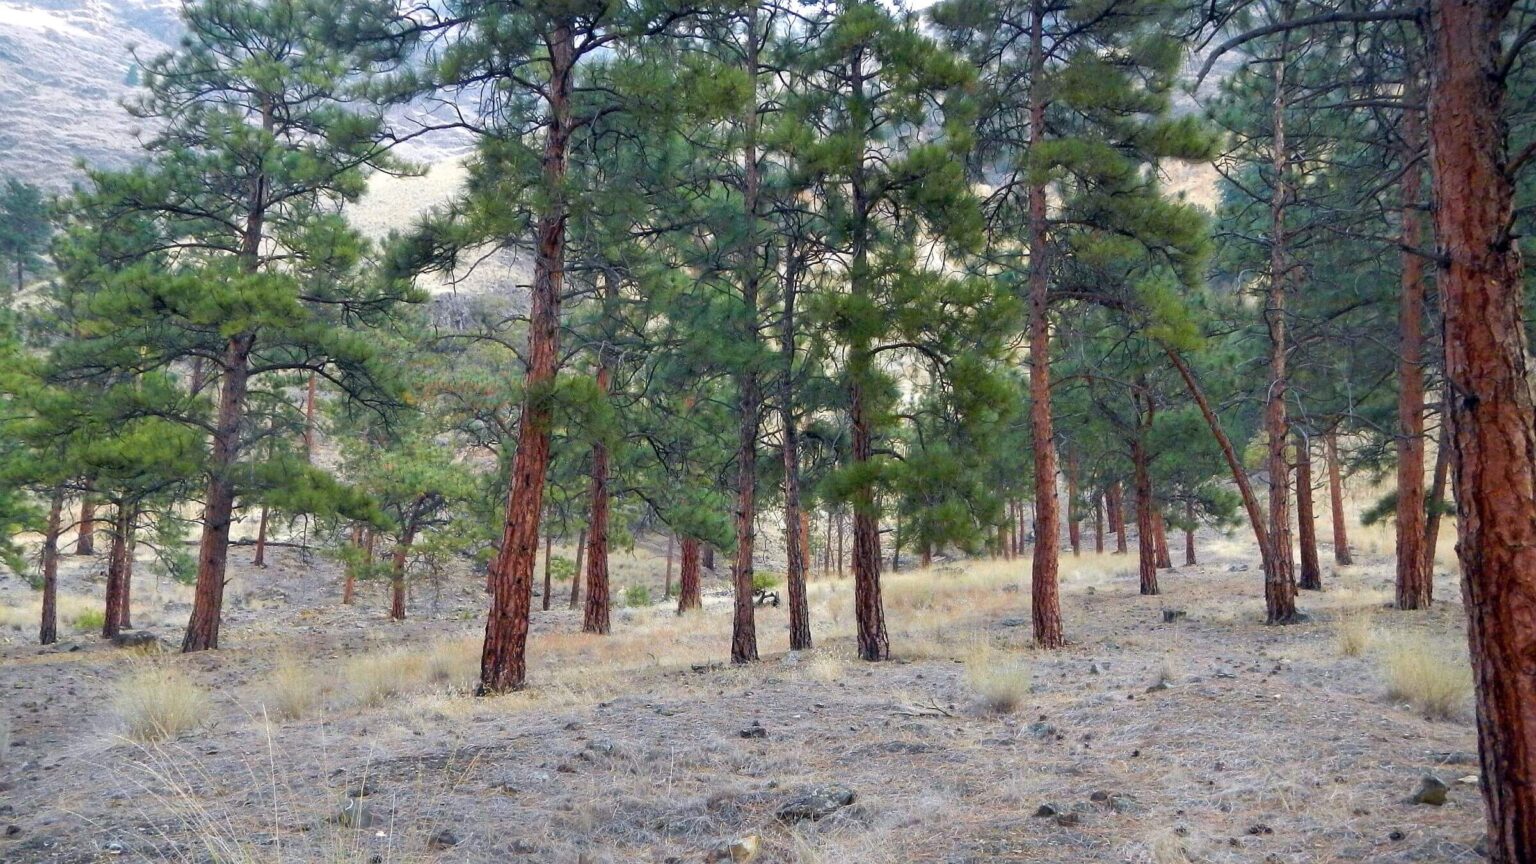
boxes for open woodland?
[1,0,1535,861]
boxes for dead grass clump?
[1382,637,1473,721]
[1335,610,1374,657]
[801,649,846,683]
[343,648,425,708]
[422,637,478,689]
[255,657,321,721]
[114,663,209,742]
[964,645,1031,713]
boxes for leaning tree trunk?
[1427,3,1536,857]
[39,487,63,645]
[184,333,254,652]
[676,537,701,614]
[480,24,572,694]
[1132,432,1159,596]
[1295,433,1322,590]
[1025,0,1063,649]
[1397,73,1432,609]
[1165,348,1281,595]
[1325,431,1352,565]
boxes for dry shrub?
[1335,610,1374,657]
[1382,637,1473,721]
[255,657,320,721]
[964,644,1031,713]
[114,663,209,742]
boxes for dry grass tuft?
[1381,636,1473,721]
[114,663,209,742]
[255,656,321,721]
[801,649,846,684]
[1335,610,1374,657]
[964,644,1031,713]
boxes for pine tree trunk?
[1427,3,1536,856]
[480,23,572,694]
[1095,495,1104,555]
[1396,78,1431,609]
[569,527,586,610]
[1132,433,1159,596]
[1262,20,1299,623]
[75,491,96,556]
[1066,452,1081,557]
[304,371,318,461]
[184,333,254,652]
[39,487,63,645]
[664,533,674,600]
[254,506,269,567]
[835,515,844,578]
[1184,501,1196,567]
[104,505,132,640]
[390,522,416,622]
[892,511,902,572]
[342,523,360,605]
[1153,510,1172,570]
[677,537,701,613]
[1424,421,1450,575]
[1111,482,1127,554]
[583,371,612,636]
[1026,0,1062,649]
[781,253,813,646]
[1325,431,1352,565]
[1296,433,1322,590]
[542,531,553,612]
[121,514,136,630]
[703,544,715,572]
[728,0,764,665]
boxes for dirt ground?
[0,524,1490,864]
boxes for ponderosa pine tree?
[0,178,49,294]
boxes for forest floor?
[0,524,1490,864]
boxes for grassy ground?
[0,517,1487,863]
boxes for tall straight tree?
[793,0,979,661]
[75,0,418,652]
[934,0,1217,645]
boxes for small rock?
[1429,751,1478,766]
[509,839,539,854]
[776,785,855,822]
[334,798,378,829]
[427,829,459,850]
[4,825,18,837]
[706,834,760,862]
[1411,775,1449,806]
[739,721,767,740]
[1162,609,1187,623]
[1247,823,1273,836]
[1033,803,1059,818]
[1055,812,1081,827]
[1227,564,1250,572]
[1027,721,1056,738]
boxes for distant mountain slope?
[0,0,181,188]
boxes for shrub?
[1382,638,1473,721]
[964,645,1031,713]
[114,664,209,741]
[623,585,651,608]
[73,608,106,633]
[751,572,780,592]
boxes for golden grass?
[963,643,1031,713]
[1335,610,1375,657]
[114,663,210,742]
[1381,636,1473,721]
